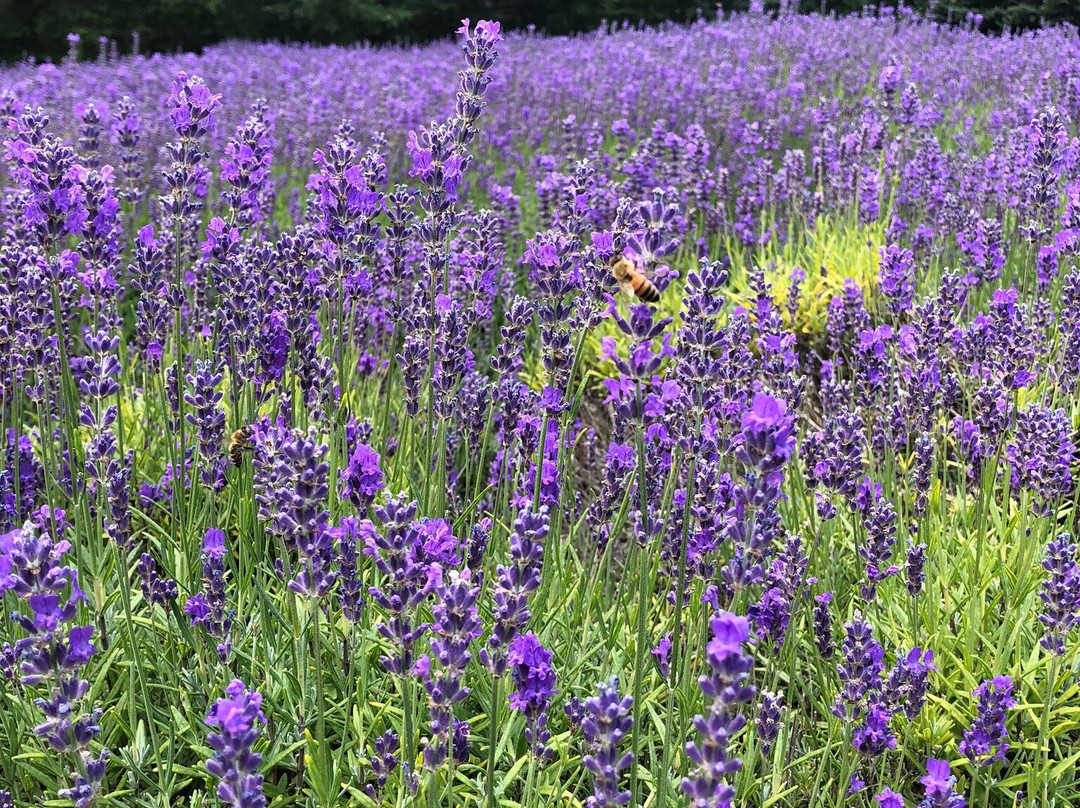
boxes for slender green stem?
[485,674,501,808]
[1039,654,1061,804]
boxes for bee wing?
[617,278,637,299]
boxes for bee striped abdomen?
[610,256,661,304]
[630,274,661,302]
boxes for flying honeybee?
[610,255,660,303]
[228,425,253,467]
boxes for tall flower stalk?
[1,513,108,807]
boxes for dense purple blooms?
[417,568,483,769]
[252,423,335,598]
[1007,403,1074,512]
[682,613,755,808]
[581,677,634,808]
[507,632,558,758]
[205,680,266,808]
[1,517,107,806]
[2,11,1080,806]
[959,676,1015,767]
[1039,533,1080,655]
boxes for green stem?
[485,674,501,808]
[1039,654,1061,804]
[658,445,698,808]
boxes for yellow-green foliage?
[726,216,886,345]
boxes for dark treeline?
[1,0,1076,63]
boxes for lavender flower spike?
[918,758,966,807]
[507,632,558,758]
[582,677,634,808]
[417,568,483,770]
[682,612,756,808]
[205,679,267,808]
[959,675,1015,767]
[756,690,783,754]
[1039,533,1080,656]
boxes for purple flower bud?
[205,680,266,808]
[1039,533,1080,655]
[651,634,672,678]
[682,613,755,807]
[581,677,634,808]
[507,632,558,758]
[813,593,835,659]
[959,676,1015,767]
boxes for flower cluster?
[205,679,266,808]
[1,513,108,806]
[581,677,634,808]
[682,613,756,808]
[959,676,1015,767]
[507,632,558,758]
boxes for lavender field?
[3,8,1080,808]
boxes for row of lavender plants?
[2,6,1080,808]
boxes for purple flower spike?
[919,758,966,807]
[734,393,796,475]
[1007,403,1073,514]
[682,612,755,808]
[481,508,546,676]
[756,690,783,755]
[205,680,266,808]
[2,520,107,805]
[582,677,634,808]
[813,593,835,659]
[832,614,885,719]
[507,632,558,759]
[418,568,483,770]
[1039,533,1080,656]
[959,676,1015,767]
[342,442,384,512]
[186,528,234,661]
[365,496,440,675]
